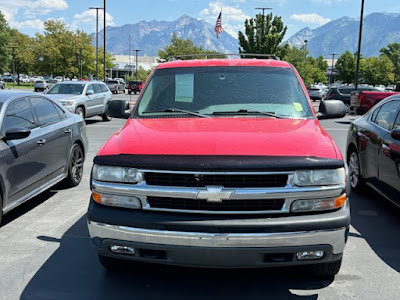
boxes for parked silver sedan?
[0,91,88,224]
[45,81,113,121]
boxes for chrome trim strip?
[138,169,294,175]
[88,221,347,254]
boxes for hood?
[98,118,340,159]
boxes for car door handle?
[64,129,72,135]
[357,132,370,141]
[382,144,390,151]
[37,139,46,146]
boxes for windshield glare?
[136,66,312,118]
[47,84,85,95]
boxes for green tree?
[238,13,288,58]
[360,56,394,86]
[0,11,10,73]
[380,43,400,83]
[335,51,357,84]
[125,66,152,82]
[9,29,35,83]
[158,33,222,61]
[283,46,327,86]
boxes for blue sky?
[1,0,399,39]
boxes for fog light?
[296,250,325,260]
[110,245,135,255]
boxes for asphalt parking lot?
[0,95,399,299]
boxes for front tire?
[311,259,342,278]
[101,103,112,122]
[75,107,85,119]
[348,148,365,192]
[63,144,84,188]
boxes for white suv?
[45,81,113,121]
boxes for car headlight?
[92,164,143,183]
[61,100,74,106]
[292,168,345,186]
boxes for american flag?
[215,11,224,38]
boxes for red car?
[127,81,144,94]
[87,58,349,278]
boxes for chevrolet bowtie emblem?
[196,186,233,203]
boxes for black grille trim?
[147,197,285,212]
[144,173,288,188]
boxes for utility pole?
[255,7,272,51]
[329,53,339,86]
[90,7,104,80]
[103,0,106,81]
[135,49,143,81]
[129,33,132,76]
[355,0,365,90]
[10,46,17,87]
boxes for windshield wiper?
[211,109,285,119]
[142,108,210,118]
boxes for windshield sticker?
[175,74,194,103]
[294,102,303,112]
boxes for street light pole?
[78,47,84,79]
[10,46,17,87]
[255,7,272,52]
[135,49,143,81]
[103,0,106,81]
[90,7,104,80]
[355,0,365,90]
[304,40,308,59]
[329,53,339,86]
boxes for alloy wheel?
[349,152,360,188]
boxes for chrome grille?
[147,197,285,212]
[144,173,288,188]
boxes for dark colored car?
[326,85,378,111]
[127,81,143,94]
[0,91,89,224]
[346,95,400,205]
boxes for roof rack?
[169,53,281,61]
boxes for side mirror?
[317,100,347,120]
[391,128,400,140]
[3,128,31,141]
[107,100,131,119]
[87,90,94,96]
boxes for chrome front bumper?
[88,221,347,254]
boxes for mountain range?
[96,13,400,58]
[287,13,400,57]
[96,15,238,57]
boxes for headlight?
[61,100,74,106]
[292,168,345,186]
[92,165,143,183]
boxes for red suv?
[88,58,349,278]
[127,81,144,94]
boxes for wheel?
[75,107,85,119]
[348,147,365,192]
[34,88,37,92]
[101,103,112,122]
[63,144,84,187]
[134,91,137,95]
[0,193,3,226]
[345,103,350,114]
[311,259,342,278]
[128,91,131,94]
[98,254,129,272]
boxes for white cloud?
[290,13,331,25]
[26,0,68,16]
[199,2,251,37]
[311,0,345,4]
[13,18,44,30]
[72,9,115,31]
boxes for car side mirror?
[317,100,347,120]
[87,90,94,96]
[3,128,31,141]
[107,100,131,119]
[391,128,400,140]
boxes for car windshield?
[107,80,118,84]
[136,66,313,119]
[47,83,85,95]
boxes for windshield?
[47,83,85,95]
[136,66,313,119]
